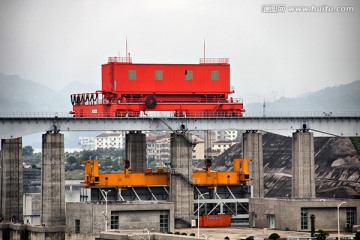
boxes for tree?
[315,229,329,240]
[67,156,78,165]
[269,233,280,240]
[22,145,34,156]
[354,232,360,240]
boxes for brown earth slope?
[199,132,360,199]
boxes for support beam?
[170,133,194,228]
[243,131,264,198]
[0,138,23,223]
[292,131,316,198]
[125,132,147,172]
[41,133,65,226]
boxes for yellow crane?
[82,158,250,188]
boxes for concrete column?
[0,138,23,223]
[243,131,264,198]
[292,131,316,198]
[125,132,147,172]
[41,133,65,226]
[169,133,194,228]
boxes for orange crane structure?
[80,158,252,227]
[82,158,250,188]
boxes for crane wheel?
[145,95,157,109]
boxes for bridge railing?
[0,111,360,118]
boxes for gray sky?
[1,0,359,103]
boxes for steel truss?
[194,185,251,226]
[82,184,251,225]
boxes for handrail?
[108,56,132,63]
[1,111,360,118]
[199,58,229,64]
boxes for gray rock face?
[205,132,360,199]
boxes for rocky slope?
[201,132,360,199]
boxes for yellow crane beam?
[82,158,250,188]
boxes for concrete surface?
[0,137,23,223]
[292,131,315,198]
[243,132,264,198]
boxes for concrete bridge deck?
[1,112,359,138]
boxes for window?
[211,70,219,80]
[160,213,169,233]
[75,219,80,233]
[114,80,117,90]
[185,70,193,80]
[346,208,356,226]
[111,214,119,229]
[301,209,308,230]
[128,70,136,80]
[155,70,163,80]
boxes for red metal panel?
[71,57,244,118]
[103,63,230,95]
[199,214,231,228]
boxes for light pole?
[197,192,209,237]
[101,189,111,232]
[337,201,346,240]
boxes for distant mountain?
[245,80,360,113]
[1,73,359,113]
[200,132,360,199]
[0,73,99,113]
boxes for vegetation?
[246,236,254,240]
[354,232,360,240]
[22,145,126,180]
[22,145,41,166]
[190,233,195,236]
[315,229,329,240]
[350,137,360,155]
[269,233,280,240]
[224,237,230,240]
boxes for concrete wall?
[0,223,65,240]
[41,133,66,226]
[97,232,204,240]
[66,202,174,234]
[292,131,316,198]
[249,198,360,231]
[66,232,98,240]
[170,133,194,228]
[243,132,264,198]
[125,132,147,172]
[0,138,23,223]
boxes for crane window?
[185,70,193,80]
[211,70,219,80]
[128,70,136,80]
[155,70,163,80]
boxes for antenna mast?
[203,38,206,60]
[126,37,128,58]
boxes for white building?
[211,140,237,154]
[95,131,125,149]
[146,133,204,162]
[215,130,239,141]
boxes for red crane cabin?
[70,57,244,117]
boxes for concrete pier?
[243,131,264,198]
[0,138,23,223]
[292,131,316,198]
[169,133,194,228]
[125,132,147,172]
[41,133,65,226]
